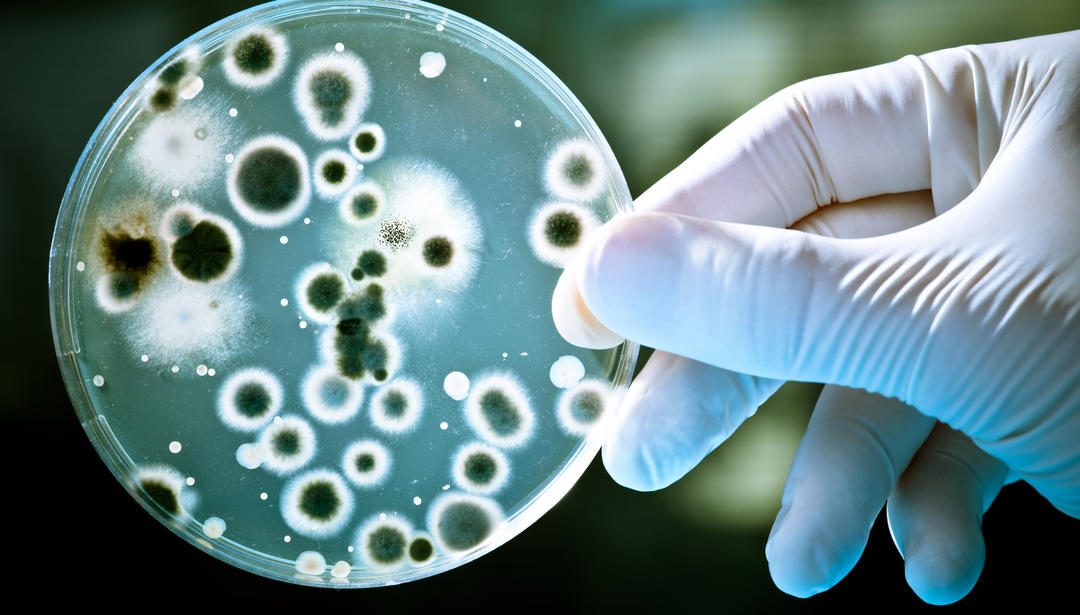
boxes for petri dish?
[49,0,635,587]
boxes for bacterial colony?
[66,10,625,584]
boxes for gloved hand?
[552,31,1080,605]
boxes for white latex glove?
[553,31,1080,605]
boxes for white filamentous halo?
[425,492,503,554]
[94,273,141,314]
[159,201,203,243]
[294,51,371,140]
[543,137,606,202]
[348,122,386,162]
[133,465,188,518]
[257,414,317,475]
[301,364,363,424]
[222,26,289,89]
[341,439,392,487]
[281,469,354,538]
[227,134,311,228]
[312,149,358,199]
[556,378,611,436]
[295,262,350,325]
[369,377,424,434]
[217,367,284,432]
[355,513,413,569]
[338,180,386,226]
[451,441,510,495]
[169,210,245,284]
[527,201,601,268]
[462,371,536,449]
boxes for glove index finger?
[635,57,932,226]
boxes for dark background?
[3,0,1078,609]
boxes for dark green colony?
[422,236,454,267]
[236,147,302,211]
[171,220,233,281]
[298,480,340,520]
[544,210,582,248]
[233,33,275,75]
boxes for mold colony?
[66,7,624,586]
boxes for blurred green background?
[2,0,1078,609]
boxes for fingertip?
[551,266,622,349]
[601,437,662,492]
[578,211,685,338]
[903,524,984,605]
[766,521,839,598]
[765,505,867,599]
[600,373,674,492]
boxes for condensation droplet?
[443,371,469,400]
[203,516,226,539]
[419,51,446,78]
[178,75,204,100]
[550,355,585,389]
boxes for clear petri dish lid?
[49,0,635,587]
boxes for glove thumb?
[576,210,936,399]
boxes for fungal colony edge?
[50,1,635,587]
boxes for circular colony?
[50,0,634,587]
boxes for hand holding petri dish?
[50,0,635,586]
